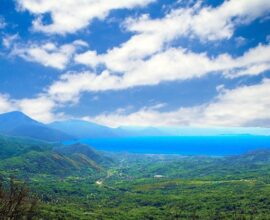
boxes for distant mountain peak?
[0,111,73,142]
[0,111,40,127]
[1,111,34,119]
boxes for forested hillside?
[1,135,270,219]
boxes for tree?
[0,176,38,220]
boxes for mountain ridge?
[0,135,113,176]
[0,111,73,142]
[49,119,117,138]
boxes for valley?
[1,112,270,219]
[1,134,270,219]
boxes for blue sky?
[0,0,270,128]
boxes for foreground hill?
[0,134,52,159]
[0,149,105,176]
[54,143,113,166]
[0,111,73,142]
[2,148,270,219]
[0,135,113,177]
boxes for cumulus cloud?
[47,70,122,103]
[9,40,268,123]
[11,40,88,69]
[88,79,270,128]
[201,79,270,127]
[1,77,269,126]
[76,0,270,69]
[1,70,270,126]
[16,96,57,122]
[16,0,155,34]
[16,0,270,37]
[0,93,58,122]
[190,0,270,41]
[75,0,270,85]
[0,94,14,113]
[56,43,270,103]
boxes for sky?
[0,0,270,128]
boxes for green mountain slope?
[54,143,114,166]
[0,135,52,159]
[0,136,113,177]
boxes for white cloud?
[0,94,14,114]
[201,79,270,127]
[191,0,270,41]
[74,8,194,72]
[1,72,270,126]
[119,0,270,50]
[16,0,155,34]
[231,63,270,78]
[11,40,88,69]
[1,76,269,126]
[88,79,270,128]
[17,0,270,36]
[45,47,270,126]
[217,43,270,78]
[235,36,247,47]
[16,96,57,122]
[2,34,19,49]
[47,70,122,103]
[56,43,270,103]
[74,0,270,87]
[0,93,58,122]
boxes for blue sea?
[65,135,270,156]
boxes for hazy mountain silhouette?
[0,111,73,142]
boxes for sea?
[64,135,270,156]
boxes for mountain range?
[0,111,73,142]
[49,119,116,138]
[1,111,270,143]
[0,111,169,142]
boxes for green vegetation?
[0,135,52,159]
[1,135,270,219]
